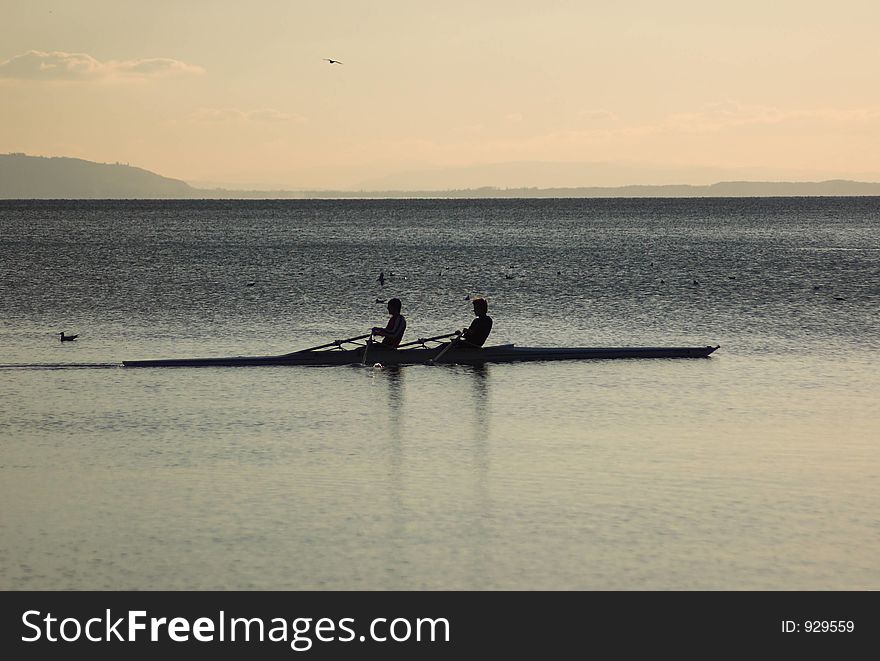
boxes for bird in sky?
[324,58,343,65]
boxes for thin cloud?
[0,50,205,81]
[350,101,880,166]
[190,108,306,123]
[662,102,880,134]
[664,102,786,133]
[110,57,205,78]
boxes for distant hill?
[203,181,880,198]
[4,153,880,198]
[0,153,195,198]
[353,159,880,191]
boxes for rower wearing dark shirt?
[461,297,492,347]
[371,297,406,348]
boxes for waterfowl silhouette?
[324,59,343,65]
[59,332,78,342]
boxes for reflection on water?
[375,364,493,588]
[379,365,406,569]
[465,364,491,588]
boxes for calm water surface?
[1,199,878,589]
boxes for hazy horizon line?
[5,152,880,197]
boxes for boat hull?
[123,344,719,367]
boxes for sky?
[3,0,880,189]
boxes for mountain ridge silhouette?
[4,153,880,198]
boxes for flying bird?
[324,58,343,65]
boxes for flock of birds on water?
[57,263,850,343]
[55,255,850,343]
[370,268,848,301]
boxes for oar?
[397,331,460,349]
[296,333,373,353]
[362,334,374,365]
[427,331,462,365]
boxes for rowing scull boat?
[122,332,719,367]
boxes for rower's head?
[472,297,488,316]
[387,297,402,315]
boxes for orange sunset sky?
[3,0,880,189]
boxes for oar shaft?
[429,339,457,365]
[397,331,460,349]
[299,333,372,353]
[299,330,457,354]
[362,338,372,365]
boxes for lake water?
[1,198,878,590]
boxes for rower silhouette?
[460,297,493,348]
[371,298,406,348]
